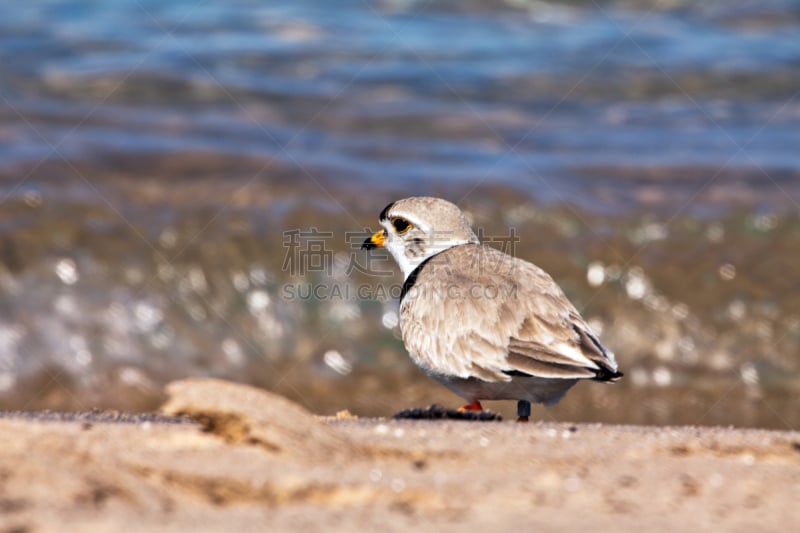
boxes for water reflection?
[0,191,798,428]
[0,1,798,428]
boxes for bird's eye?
[392,217,412,234]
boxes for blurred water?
[0,0,798,427]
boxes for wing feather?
[506,353,596,379]
[399,244,620,383]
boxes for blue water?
[1,1,799,426]
[2,0,799,210]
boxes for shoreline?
[0,378,797,532]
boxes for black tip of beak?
[362,237,376,250]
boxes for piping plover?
[362,197,622,421]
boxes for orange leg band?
[457,400,483,412]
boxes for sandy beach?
[0,378,797,532]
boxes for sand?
[0,378,797,532]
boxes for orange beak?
[362,229,385,249]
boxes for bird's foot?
[517,400,531,423]
[457,400,483,412]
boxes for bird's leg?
[517,400,531,422]
[457,400,483,412]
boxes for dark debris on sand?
[393,404,502,421]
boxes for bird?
[362,196,622,421]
